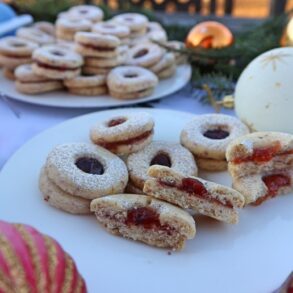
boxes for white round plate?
[0,64,191,108]
[0,108,292,293]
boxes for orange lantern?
[186,21,233,49]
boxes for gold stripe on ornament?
[61,254,75,293]
[0,235,30,293]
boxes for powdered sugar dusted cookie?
[32,45,83,79]
[15,64,63,94]
[107,66,158,100]
[66,5,104,23]
[90,112,154,155]
[144,166,245,224]
[17,27,55,45]
[127,141,198,193]
[226,131,293,205]
[112,13,148,33]
[91,194,196,250]
[181,114,249,171]
[45,143,128,200]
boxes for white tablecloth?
[0,86,233,169]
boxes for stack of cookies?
[16,27,55,46]
[74,32,126,75]
[0,36,38,81]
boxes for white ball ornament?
[235,47,293,134]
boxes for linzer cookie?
[15,64,63,94]
[0,220,87,292]
[149,52,176,79]
[0,36,38,70]
[17,27,55,45]
[40,142,128,213]
[65,5,104,23]
[90,112,154,155]
[33,21,55,36]
[64,74,107,96]
[127,141,198,194]
[144,166,245,224]
[226,132,293,205]
[90,194,196,250]
[107,66,158,99]
[32,45,83,79]
[92,22,130,45]
[56,17,91,41]
[181,114,249,171]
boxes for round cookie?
[181,114,250,170]
[126,43,164,68]
[90,112,154,155]
[157,63,176,79]
[67,5,104,23]
[45,143,128,199]
[82,66,112,75]
[39,166,91,214]
[16,27,55,45]
[33,21,55,36]
[56,18,91,41]
[92,22,130,39]
[109,87,154,100]
[15,64,63,94]
[107,66,158,96]
[0,36,38,69]
[166,41,187,65]
[127,141,198,192]
[32,45,83,79]
[149,52,176,79]
[112,13,148,33]
[146,22,167,42]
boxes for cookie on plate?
[107,66,158,100]
[144,165,245,224]
[90,112,154,155]
[226,132,293,205]
[16,27,55,45]
[91,194,196,250]
[39,142,128,214]
[15,64,63,94]
[127,141,197,194]
[181,114,250,171]
[32,45,83,79]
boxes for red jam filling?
[78,42,115,51]
[150,153,171,167]
[98,130,152,150]
[75,157,104,175]
[36,61,78,71]
[134,49,149,58]
[159,177,233,208]
[1,53,30,58]
[232,141,283,164]
[203,129,230,140]
[253,174,291,206]
[107,118,126,127]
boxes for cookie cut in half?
[226,131,293,205]
[143,166,245,224]
[90,194,196,250]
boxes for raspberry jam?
[253,174,291,206]
[78,42,115,51]
[107,118,126,127]
[150,153,171,167]
[36,61,78,71]
[233,142,282,164]
[126,207,160,229]
[134,49,149,58]
[203,129,230,140]
[98,130,152,150]
[160,177,233,208]
[75,157,104,175]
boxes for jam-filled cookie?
[127,141,198,193]
[15,64,63,94]
[75,32,121,58]
[144,166,245,224]
[17,27,55,45]
[56,18,91,41]
[32,45,83,79]
[126,43,164,68]
[66,5,104,23]
[90,194,196,250]
[181,114,250,171]
[149,52,176,80]
[33,21,55,36]
[107,66,158,100]
[40,143,128,213]
[0,36,38,69]
[92,22,130,45]
[226,132,293,205]
[64,74,107,96]
[165,41,187,65]
[90,112,154,155]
